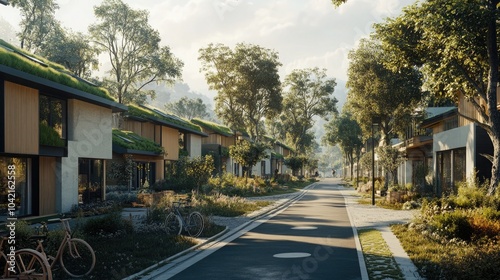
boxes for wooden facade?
[4,81,39,154]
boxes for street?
[147,180,362,280]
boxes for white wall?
[58,100,113,212]
[67,99,113,159]
[433,123,476,179]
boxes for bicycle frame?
[171,202,189,230]
[35,219,73,268]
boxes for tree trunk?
[486,0,500,195]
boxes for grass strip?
[358,228,404,280]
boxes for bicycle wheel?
[60,238,96,278]
[187,211,204,237]
[7,248,52,280]
[165,213,182,235]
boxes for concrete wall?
[59,99,113,212]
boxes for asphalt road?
[154,181,362,280]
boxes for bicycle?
[0,236,52,279]
[32,218,95,278]
[165,200,204,237]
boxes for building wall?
[433,123,476,180]
[39,156,57,215]
[4,81,39,154]
[162,126,179,160]
[67,99,113,159]
[61,100,113,213]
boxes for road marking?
[273,252,312,258]
[291,226,318,230]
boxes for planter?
[137,190,174,206]
[387,190,406,203]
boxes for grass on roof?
[0,39,114,101]
[191,118,233,136]
[112,129,164,154]
[127,104,202,132]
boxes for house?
[190,118,239,176]
[393,100,494,196]
[0,39,126,218]
[419,102,492,196]
[251,136,293,178]
[110,104,207,189]
[393,107,452,193]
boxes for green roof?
[126,104,206,136]
[112,129,163,154]
[0,39,115,101]
[191,118,234,137]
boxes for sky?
[0,0,416,109]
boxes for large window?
[39,95,66,147]
[0,157,31,217]
[134,162,155,190]
[78,159,104,204]
[437,148,466,196]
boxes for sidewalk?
[340,186,424,280]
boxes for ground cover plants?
[358,229,404,280]
[393,178,500,279]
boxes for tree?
[42,30,100,79]
[89,0,183,104]
[281,67,338,154]
[345,38,423,145]
[199,43,282,140]
[374,0,500,194]
[229,140,269,177]
[331,0,348,6]
[10,0,60,53]
[284,155,308,176]
[165,97,210,120]
[185,155,215,192]
[323,111,363,179]
[377,145,404,186]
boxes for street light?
[371,117,380,206]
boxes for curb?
[123,183,316,280]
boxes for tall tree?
[281,67,337,154]
[199,42,282,141]
[345,38,423,145]
[323,111,363,179]
[89,0,183,104]
[375,0,500,194]
[42,30,100,79]
[165,97,210,120]
[10,0,59,53]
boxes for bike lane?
[151,181,362,280]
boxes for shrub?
[81,212,134,237]
[430,211,473,242]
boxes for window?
[436,148,466,196]
[134,162,155,189]
[0,157,31,217]
[39,95,67,147]
[78,159,104,204]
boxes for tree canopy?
[345,37,423,145]
[89,0,183,104]
[281,67,337,154]
[323,111,363,178]
[374,0,500,194]
[199,42,282,141]
[10,0,59,53]
[165,97,210,120]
